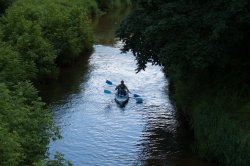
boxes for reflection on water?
[48,44,181,165]
[92,8,131,46]
[135,105,178,165]
[41,9,214,166]
[38,54,91,103]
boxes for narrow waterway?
[41,9,212,166]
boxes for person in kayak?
[115,80,130,96]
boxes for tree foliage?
[1,0,96,79]
[118,0,250,79]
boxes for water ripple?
[46,39,216,166]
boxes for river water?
[41,9,212,166]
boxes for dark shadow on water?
[135,106,179,166]
[37,51,92,104]
[135,99,216,166]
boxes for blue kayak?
[115,93,129,107]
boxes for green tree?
[39,1,93,65]
[1,4,58,79]
[118,0,250,82]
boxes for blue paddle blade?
[106,80,113,85]
[135,97,143,103]
[133,94,141,98]
[104,89,112,94]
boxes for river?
[40,9,212,166]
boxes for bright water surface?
[41,9,213,166]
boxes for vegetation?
[1,0,96,80]
[117,0,250,165]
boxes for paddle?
[133,94,141,98]
[106,80,116,86]
[104,89,112,94]
[105,80,141,97]
[134,97,143,104]
[104,89,143,103]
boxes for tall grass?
[170,70,250,166]
[192,96,250,166]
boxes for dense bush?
[1,11,57,80]
[117,0,250,165]
[37,0,93,65]
[0,82,59,165]
[1,0,96,80]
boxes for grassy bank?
[170,71,250,166]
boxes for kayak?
[115,93,129,107]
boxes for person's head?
[121,80,124,85]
